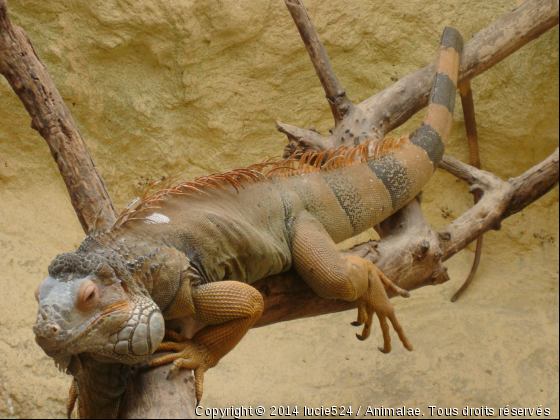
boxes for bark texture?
[0,0,118,232]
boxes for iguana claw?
[149,340,213,404]
[353,264,413,353]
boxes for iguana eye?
[78,280,99,311]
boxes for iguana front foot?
[146,281,264,405]
[353,264,413,354]
[148,340,215,404]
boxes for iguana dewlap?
[33,28,463,415]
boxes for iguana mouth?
[34,310,105,355]
[35,297,165,365]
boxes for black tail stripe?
[367,155,412,211]
[440,27,464,52]
[323,172,366,232]
[429,72,457,114]
[411,124,444,167]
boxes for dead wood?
[0,0,118,232]
[280,0,560,157]
[284,0,354,125]
[439,150,560,260]
[0,1,125,418]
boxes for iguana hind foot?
[291,212,413,354]
[349,258,413,353]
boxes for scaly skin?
[33,28,463,417]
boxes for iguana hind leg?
[148,281,263,404]
[291,212,412,353]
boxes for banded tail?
[410,27,463,169]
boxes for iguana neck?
[78,230,198,314]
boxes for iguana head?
[33,252,165,371]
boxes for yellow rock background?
[0,0,558,418]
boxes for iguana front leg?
[148,281,264,404]
[291,211,413,353]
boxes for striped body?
[128,137,436,292]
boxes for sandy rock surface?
[0,0,558,418]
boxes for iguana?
[33,27,463,417]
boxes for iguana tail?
[410,27,463,169]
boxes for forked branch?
[280,0,559,156]
[439,150,560,260]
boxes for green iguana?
[34,27,463,417]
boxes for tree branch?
[280,0,559,155]
[283,0,354,125]
[0,0,118,232]
[1,1,124,417]
[439,149,559,260]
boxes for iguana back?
[114,22,461,286]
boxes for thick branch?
[121,318,199,419]
[505,149,560,218]
[1,1,126,417]
[284,0,354,125]
[0,0,118,232]
[280,0,559,154]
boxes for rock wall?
[0,0,558,418]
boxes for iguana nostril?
[52,326,59,334]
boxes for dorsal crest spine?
[114,137,407,228]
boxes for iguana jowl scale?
[34,27,463,412]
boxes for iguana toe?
[165,357,207,403]
[353,264,412,353]
[149,340,213,404]
[355,302,373,341]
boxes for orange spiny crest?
[115,138,407,228]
